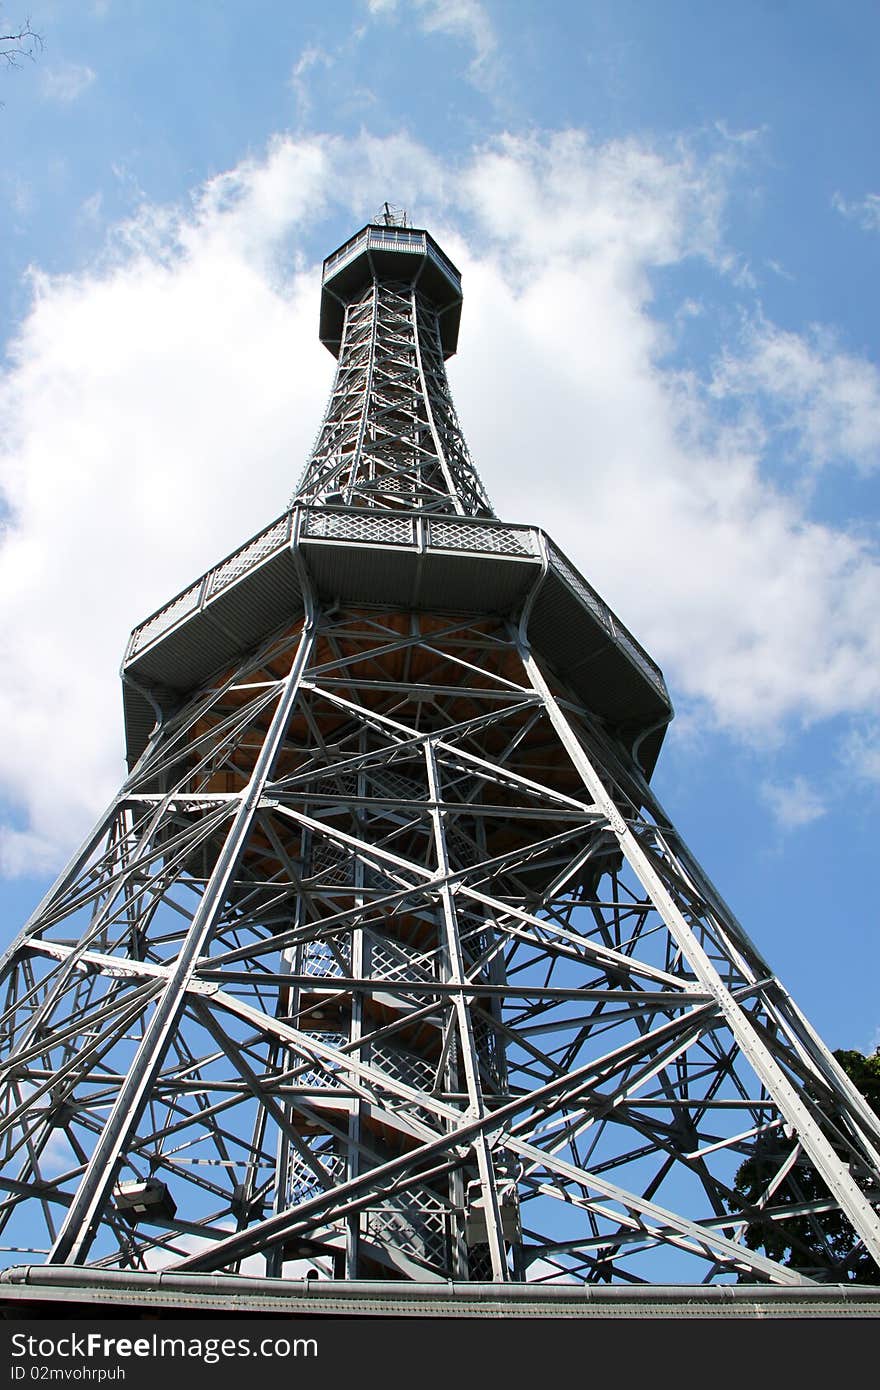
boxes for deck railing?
[125,507,667,700]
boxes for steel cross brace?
[46,604,319,1265]
[516,636,880,1267]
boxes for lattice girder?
[295,275,492,517]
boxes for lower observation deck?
[122,507,672,776]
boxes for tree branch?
[0,16,43,70]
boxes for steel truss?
[294,277,492,516]
[0,220,878,1288]
[1,600,878,1283]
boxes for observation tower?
[1,208,879,1295]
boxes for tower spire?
[292,219,493,516]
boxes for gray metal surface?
[2,1267,880,1318]
[0,219,877,1291]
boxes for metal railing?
[323,226,461,292]
[546,541,667,696]
[125,511,295,660]
[125,508,667,704]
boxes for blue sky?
[1,0,879,1057]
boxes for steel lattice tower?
[1,213,879,1289]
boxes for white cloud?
[1,129,879,874]
[416,0,497,72]
[0,138,336,875]
[287,40,377,130]
[833,191,880,234]
[289,45,334,125]
[77,190,104,226]
[462,131,704,263]
[448,136,880,736]
[841,722,880,785]
[40,62,96,103]
[2,173,31,219]
[760,776,827,830]
[365,0,498,86]
[711,320,880,474]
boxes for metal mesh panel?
[428,520,535,555]
[129,583,202,654]
[472,1014,504,1090]
[287,1147,345,1205]
[374,473,414,494]
[303,510,415,545]
[308,771,359,800]
[129,515,293,654]
[206,515,290,598]
[310,841,353,886]
[549,543,667,693]
[614,629,668,696]
[446,827,479,869]
[363,1193,448,1269]
[363,866,402,895]
[368,768,425,802]
[371,1043,436,1092]
[297,1033,347,1090]
[367,932,434,983]
[467,1244,493,1280]
[548,543,611,627]
[301,939,347,979]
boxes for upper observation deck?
[319,223,464,359]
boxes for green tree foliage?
[834,1049,880,1115]
[732,1049,880,1282]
